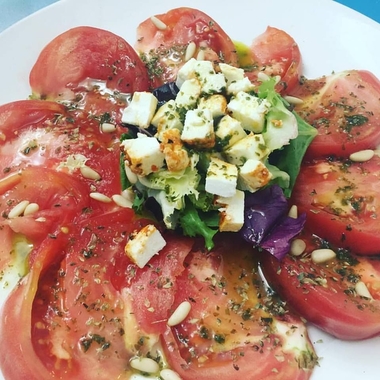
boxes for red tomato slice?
[244,26,302,94]
[291,155,380,255]
[260,230,380,340]
[290,70,380,158]
[29,26,150,100]
[135,7,239,88]
[162,236,317,380]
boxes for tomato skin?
[291,155,380,255]
[135,7,239,88]
[161,236,316,380]
[260,231,380,340]
[290,70,380,158]
[29,26,150,100]
[245,26,302,94]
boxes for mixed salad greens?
[120,60,317,256]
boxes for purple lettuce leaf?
[240,185,306,260]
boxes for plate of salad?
[1,0,380,379]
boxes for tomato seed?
[8,200,30,218]
[349,149,374,162]
[150,16,167,30]
[311,248,336,264]
[160,368,182,380]
[130,357,160,373]
[167,301,191,327]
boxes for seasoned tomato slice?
[29,26,150,100]
[162,235,317,380]
[135,7,239,88]
[260,230,380,340]
[291,154,380,255]
[242,26,302,94]
[290,70,380,158]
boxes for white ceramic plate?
[1,0,380,379]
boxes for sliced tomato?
[291,155,380,255]
[290,70,380,158]
[29,26,150,100]
[243,26,302,94]
[260,230,380,340]
[0,208,147,380]
[162,235,317,380]
[135,7,239,88]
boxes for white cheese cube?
[198,94,227,118]
[226,77,255,95]
[238,159,272,192]
[215,115,247,150]
[160,129,190,172]
[125,224,167,268]
[215,189,245,232]
[227,92,271,133]
[225,133,269,165]
[122,134,164,176]
[205,157,238,197]
[175,78,202,110]
[181,109,215,149]
[151,100,184,141]
[176,58,198,88]
[218,63,245,83]
[201,72,226,94]
[121,92,158,128]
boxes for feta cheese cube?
[215,189,245,232]
[151,100,183,141]
[121,92,158,128]
[125,224,167,268]
[225,133,269,165]
[227,91,271,133]
[122,134,164,176]
[215,115,247,150]
[198,94,227,118]
[181,109,215,149]
[176,58,198,88]
[175,78,201,109]
[218,63,245,83]
[201,72,226,94]
[160,129,190,172]
[205,157,238,197]
[238,159,272,192]
[226,77,255,95]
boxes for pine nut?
[185,42,196,61]
[112,194,132,208]
[23,202,40,216]
[8,200,30,218]
[196,49,205,61]
[355,281,373,299]
[288,205,298,219]
[100,122,117,133]
[290,239,306,256]
[283,95,304,105]
[160,368,182,380]
[167,301,191,327]
[311,248,336,264]
[130,357,160,373]
[257,72,270,82]
[349,149,374,162]
[80,166,101,180]
[150,16,167,30]
[35,217,46,222]
[90,192,112,203]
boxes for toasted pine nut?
[349,149,374,162]
[8,200,30,218]
[185,42,196,61]
[196,49,205,61]
[90,192,112,203]
[130,357,160,373]
[23,202,40,216]
[160,368,182,380]
[100,122,117,133]
[288,205,298,219]
[167,301,191,327]
[311,248,336,264]
[283,95,304,105]
[355,281,373,299]
[80,166,101,180]
[112,194,132,208]
[150,16,167,30]
[290,239,306,256]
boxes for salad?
[0,2,380,380]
